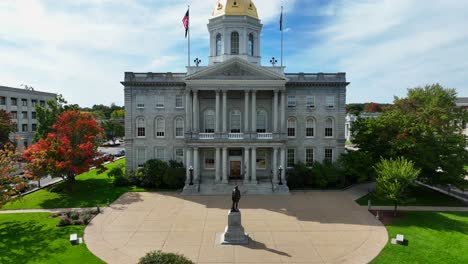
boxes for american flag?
[182,9,189,38]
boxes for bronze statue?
[231,186,241,212]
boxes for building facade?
[0,85,56,149]
[345,112,381,142]
[456,97,468,137]
[123,0,348,193]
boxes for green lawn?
[2,158,148,210]
[0,213,104,264]
[356,184,465,207]
[371,211,468,264]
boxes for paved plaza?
[84,192,388,264]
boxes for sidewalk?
[365,205,468,212]
[345,181,376,200]
[0,207,108,214]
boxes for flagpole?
[188,5,191,67]
[281,5,284,67]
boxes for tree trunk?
[66,175,76,192]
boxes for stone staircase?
[182,179,290,195]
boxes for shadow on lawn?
[39,178,130,209]
[387,211,468,233]
[0,220,68,264]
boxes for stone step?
[182,181,290,195]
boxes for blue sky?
[1,0,467,107]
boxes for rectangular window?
[11,111,17,119]
[32,100,37,107]
[137,148,146,168]
[32,124,37,131]
[155,148,166,161]
[22,99,27,106]
[204,150,215,169]
[11,98,17,106]
[0,96,5,105]
[32,112,37,119]
[306,127,314,137]
[287,149,295,168]
[136,96,145,109]
[175,95,183,108]
[137,127,145,137]
[40,100,45,107]
[287,95,296,107]
[325,148,333,163]
[325,127,333,137]
[256,149,267,169]
[22,124,28,132]
[174,148,184,164]
[305,148,314,167]
[306,96,315,108]
[325,96,335,108]
[155,95,165,108]
[22,111,28,119]
[156,118,165,138]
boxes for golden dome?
[212,0,259,19]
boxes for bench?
[396,234,404,244]
[70,234,78,244]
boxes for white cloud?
[289,0,468,103]
[0,0,293,106]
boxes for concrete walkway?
[85,192,388,264]
[344,182,376,200]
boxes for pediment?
[185,58,287,81]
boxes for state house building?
[122,0,348,194]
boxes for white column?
[193,90,199,132]
[185,91,192,132]
[222,90,227,133]
[244,90,249,133]
[280,148,286,183]
[215,90,220,134]
[273,90,279,133]
[251,91,256,134]
[215,147,221,182]
[273,148,278,183]
[185,148,192,184]
[244,147,250,183]
[222,147,228,183]
[251,147,257,183]
[194,148,200,183]
[280,91,286,133]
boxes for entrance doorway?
[230,160,242,179]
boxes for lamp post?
[194,58,201,67]
[278,165,283,185]
[189,166,194,185]
[270,57,278,67]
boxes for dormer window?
[231,32,239,55]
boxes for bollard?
[368,199,372,211]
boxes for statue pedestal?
[220,210,249,245]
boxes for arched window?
[155,117,165,138]
[256,109,267,133]
[204,109,215,133]
[231,32,239,55]
[230,109,241,133]
[175,117,184,138]
[216,33,222,56]
[136,117,146,138]
[306,118,315,137]
[248,33,254,56]
[325,118,334,137]
[287,117,296,137]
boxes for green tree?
[374,157,420,216]
[102,120,124,144]
[111,109,125,119]
[0,110,15,146]
[352,84,468,184]
[33,95,78,142]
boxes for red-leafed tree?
[24,110,107,190]
[364,102,382,113]
[0,143,29,207]
[0,109,16,146]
